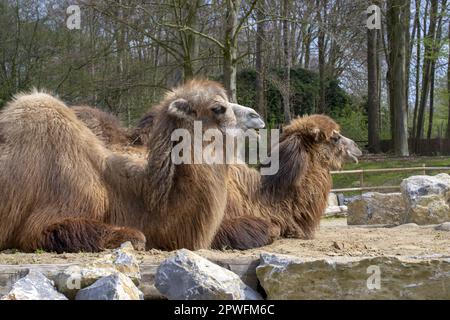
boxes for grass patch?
[333,156,450,195]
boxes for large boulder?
[155,249,261,300]
[401,174,450,224]
[347,192,406,225]
[53,242,141,299]
[75,273,143,300]
[327,193,339,206]
[256,253,450,300]
[1,270,67,300]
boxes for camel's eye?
[331,135,341,143]
[249,113,259,118]
[212,105,226,114]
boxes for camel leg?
[20,217,146,253]
[211,216,278,250]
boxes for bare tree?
[387,0,409,156]
[367,23,380,152]
[255,1,266,118]
[282,0,291,123]
[316,0,327,113]
[415,0,438,149]
[446,21,450,139]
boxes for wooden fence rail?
[330,165,450,194]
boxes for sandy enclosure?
[1,218,449,265]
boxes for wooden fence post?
[359,171,364,195]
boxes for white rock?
[75,273,143,300]
[1,270,67,300]
[401,174,450,224]
[155,249,261,300]
[256,252,450,299]
[435,222,450,231]
[53,265,119,299]
[327,193,339,207]
[347,192,406,225]
[53,243,141,299]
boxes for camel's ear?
[261,134,308,197]
[304,125,327,142]
[167,98,195,119]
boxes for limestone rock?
[435,222,450,231]
[324,205,347,217]
[347,192,406,225]
[54,242,141,299]
[256,252,450,300]
[53,265,119,299]
[92,241,141,280]
[401,174,450,224]
[75,273,143,300]
[155,249,261,300]
[327,193,339,207]
[1,270,67,300]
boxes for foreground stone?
[155,249,261,300]
[1,271,67,300]
[92,241,141,281]
[256,253,450,300]
[54,242,141,299]
[435,222,450,231]
[401,174,450,224]
[347,192,406,225]
[75,273,143,300]
[324,205,347,217]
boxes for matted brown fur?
[0,79,236,253]
[72,106,131,146]
[212,115,362,250]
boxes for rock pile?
[1,242,143,300]
[348,174,450,226]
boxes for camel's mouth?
[340,135,362,164]
[346,151,360,164]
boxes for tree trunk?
[411,0,421,139]
[447,20,450,139]
[317,0,327,113]
[387,0,409,156]
[282,0,291,123]
[427,59,436,140]
[367,27,380,153]
[428,0,446,140]
[415,0,438,150]
[255,2,266,118]
[303,25,312,69]
[223,0,240,102]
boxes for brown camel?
[212,115,362,250]
[0,79,237,253]
[71,106,131,146]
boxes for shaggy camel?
[212,115,362,250]
[71,102,264,149]
[0,79,237,253]
[71,106,131,146]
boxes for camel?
[0,79,237,253]
[131,102,265,146]
[212,114,362,250]
[71,102,264,152]
[71,106,131,146]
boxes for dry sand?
[1,218,449,265]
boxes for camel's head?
[230,103,265,130]
[283,115,362,170]
[163,79,237,132]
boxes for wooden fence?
[331,165,450,194]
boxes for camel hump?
[3,90,78,125]
[0,90,105,151]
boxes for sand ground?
[1,218,449,265]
